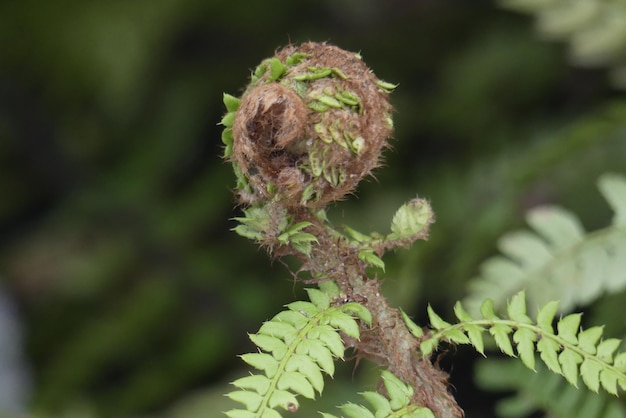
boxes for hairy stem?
[303,219,463,418]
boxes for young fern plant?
[222,41,459,418]
[220,42,626,418]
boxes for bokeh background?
[1,1,626,417]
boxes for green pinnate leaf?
[389,198,432,239]
[267,389,299,409]
[274,310,308,329]
[306,288,331,310]
[360,391,391,415]
[298,339,335,377]
[317,281,340,298]
[326,310,360,339]
[281,221,313,235]
[341,302,372,326]
[241,353,279,377]
[490,324,515,357]
[248,334,287,359]
[600,369,620,395]
[277,371,315,399]
[411,409,436,418]
[232,224,264,241]
[453,301,474,322]
[536,301,559,332]
[292,241,314,257]
[557,313,582,345]
[597,338,621,362]
[444,327,470,345]
[578,326,604,355]
[464,324,486,356]
[225,410,255,418]
[286,354,324,394]
[309,325,344,358]
[339,403,375,418]
[401,308,424,338]
[287,301,319,318]
[381,370,412,410]
[537,338,562,375]
[287,231,318,244]
[420,336,440,357]
[261,410,282,418]
[559,349,583,387]
[613,352,626,372]
[258,321,297,341]
[513,328,537,370]
[226,390,264,411]
[507,291,532,324]
[581,359,603,392]
[358,249,385,271]
[343,225,372,243]
[232,375,271,394]
[427,305,451,330]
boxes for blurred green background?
[1,1,625,417]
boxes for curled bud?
[227,42,394,208]
[389,198,433,241]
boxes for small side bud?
[389,198,433,241]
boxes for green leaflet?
[223,93,241,112]
[464,173,626,316]
[400,308,424,339]
[358,249,385,272]
[320,370,435,418]
[233,207,318,256]
[421,291,626,396]
[226,286,372,417]
[277,221,318,256]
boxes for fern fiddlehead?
[221,42,461,417]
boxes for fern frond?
[225,282,372,417]
[499,0,626,88]
[464,173,626,315]
[422,291,626,395]
[476,358,626,418]
[319,370,435,418]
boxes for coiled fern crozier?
[220,42,626,417]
